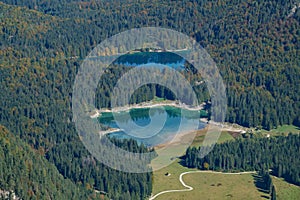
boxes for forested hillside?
[0,2,153,200]
[1,0,299,130]
[0,125,100,199]
[0,0,299,199]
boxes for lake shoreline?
[97,100,248,146]
[98,101,206,114]
[97,102,248,147]
[99,128,123,136]
[97,101,207,142]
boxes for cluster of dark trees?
[46,138,153,200]
[184,134,300,186]
[255,170,277,200]
[0,0,299,198]
[95,63,208,108]
[252,169,277,200]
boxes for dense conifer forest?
[1,0,299,130]
[0,125,99,199]
[0,0,299,199]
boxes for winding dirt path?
[149,170,256,200]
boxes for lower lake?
[99,106,206,147]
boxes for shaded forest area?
[0,125,100,199]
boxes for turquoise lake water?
[99,106,206,146]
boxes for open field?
[153,128,234,194]
[155,173,264,200]
[191,127,235,147]
[257,125,300,136]
[272,176,300,200]
[152,161,194,195]
[151,161,265,200]
[151,126,235,170]
[151,127,300,200]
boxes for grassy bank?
[272,176,300,200]
[257,125,300,136]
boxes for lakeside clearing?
[154,124,243,150]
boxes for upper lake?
[113,51,189,70]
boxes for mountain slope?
[0,2,153,199]
[0,125,99,199]
[1,0,299,129]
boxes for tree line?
[254,169,277,200]
[184,133,300,186]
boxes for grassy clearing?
[191,128,234,147]
[152,161,264,200]
[152,127,235,168]
[151,124,300,200]
[256,125,300,136]
[217,131,235,144]
[152,96,171,103]
[151,127,235,192]
[152,160,195,195]
[151,130,261,199]
[272,176,300,200]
